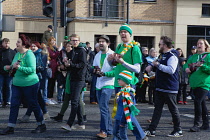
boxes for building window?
[134,36,155,50]
[20,33,43,43]
[187,25,210,57]
[134,0,157,2]
[90,0,125,19]
[202,4,210,17]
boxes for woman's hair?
[19,34,31,49]
[41,43,50,60]
[47,36,56,51]
[31,41,41,48]
[149,48,156,57]
[176,48,184,57]
[198,39,210,52]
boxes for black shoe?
[168,130,183,137]
[31,124,46,133]
[83,115,87,122]
[141,100,149,103]
[0,127,14,135]
[50,113,63,122]
[144,129,155,137]
[200,125,209,130]
[190,125,200,132]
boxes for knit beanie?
[119,23,133,36]
[118,70,133,84]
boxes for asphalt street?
[0,92,209,140]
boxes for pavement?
[0,92,210,140]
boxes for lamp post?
[0,0,5,40]
[126,0,129,24]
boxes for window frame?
[202,3,210,17]
[134,0,157,3]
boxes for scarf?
[113,85,140,130]
[119,40,140,56]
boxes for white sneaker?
[43,113,50,120]
[61,125,72,131]
[77,125,85,129]
[48,100,55,105]
[51,99,58,104]
[187,96,192,100]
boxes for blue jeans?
[207,90,210,99]
[96,88,114,134]
[39,75,48,102]
[25,89,48,116]
[0,74,12,103]
[8,82,44,127]
[113,116,146,140]
[57,85,64,102]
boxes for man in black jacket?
[0,38,16,106]
[61,34,87,131]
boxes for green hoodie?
[183,52,210,90]
[5,50,39,87]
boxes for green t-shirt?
[10,50,39,87]
[114,42,142,87]
[100,54,107,68]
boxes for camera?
[9,60,21,77]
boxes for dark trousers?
[193,88,209,126]
[67,81,85,127]
[177,84,187,102]
[89,75,97,103]
[135,81,148,102]
[48,78,56,98]
[148,79,156,104]
[149,91,181,131]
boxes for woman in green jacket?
[0,34,46,135]
[184,39,210,132]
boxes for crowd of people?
[0,23,209,140]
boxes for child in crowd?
[56,65,66,103]
[112,70,148,140]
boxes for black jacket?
[67,44,87,81]
[0,48,16,74]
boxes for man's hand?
[146,65,153,73]
[185,68,191,74]
[5,65,12,70]
[114,54,124,64]
[107,54,114,61]
[152,60,159,67]
[64,59,71,67]
[13,62,20,69]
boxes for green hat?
[118,70,133,84]
[119,23,133,36]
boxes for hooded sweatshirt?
[183,52,210,90]
[67,42,87,81]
